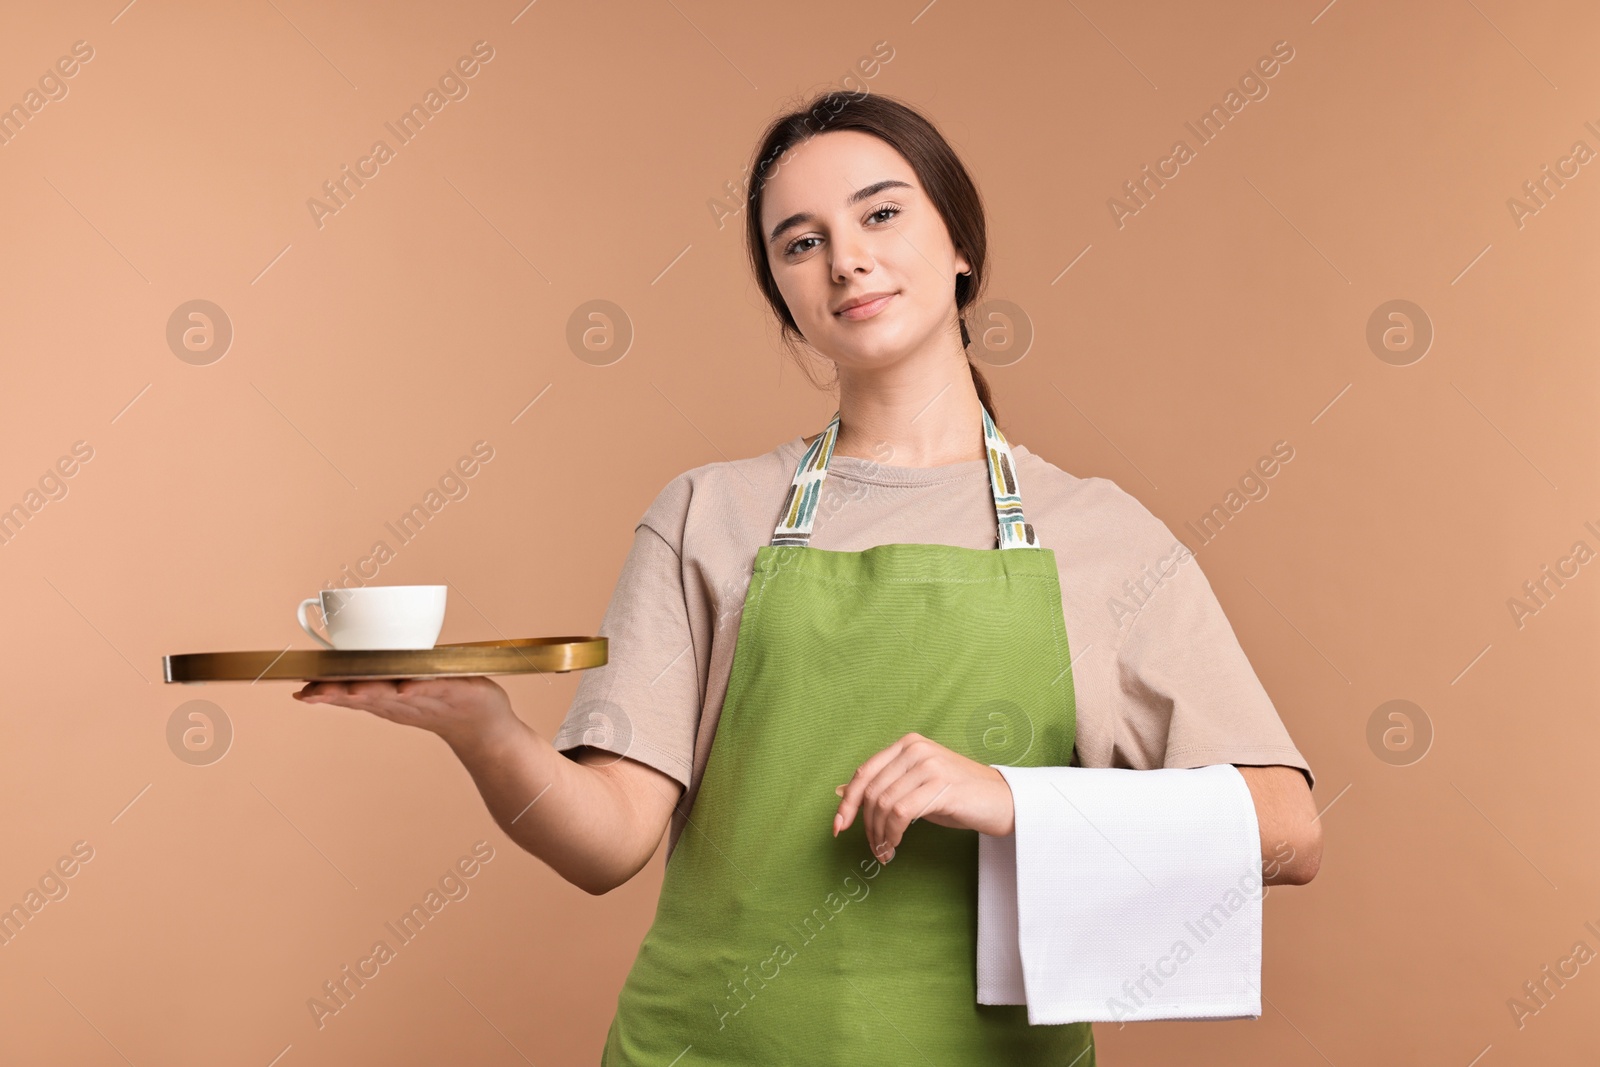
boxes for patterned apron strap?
[771,404,1038,549]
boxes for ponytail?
[967,360,998,426]
[961,317,999,426]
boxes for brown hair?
[743,90,999,425]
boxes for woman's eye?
[783,205,901,257]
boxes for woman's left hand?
[832,732,1015,863]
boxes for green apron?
[602,404,1094,1065]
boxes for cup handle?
[297,597,335,650]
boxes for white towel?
[976,764,1263,1024]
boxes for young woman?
[296,91,1321,1063]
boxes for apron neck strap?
[771,403,1038,549]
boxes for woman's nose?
[830,233,876,281]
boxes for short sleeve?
[1110,511,1315,792]
[549,521,700,789]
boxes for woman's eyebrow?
[767,178,914,243]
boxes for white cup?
[297,585,447,650]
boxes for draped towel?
[977,764,1265,1024]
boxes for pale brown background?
[2,0,1596,1063]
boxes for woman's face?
[759,129,970,371]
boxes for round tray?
[163,636,607,684]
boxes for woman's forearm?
[442,717,673,895]
[1235,764,1323,885]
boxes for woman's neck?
[823,368,988,467]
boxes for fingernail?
[834,785,845,798]
[885,848,895,863]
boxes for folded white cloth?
[977,764,1264,1024]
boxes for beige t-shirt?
[552,433,1314,860]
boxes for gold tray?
[163,636,607,684]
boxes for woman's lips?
[835,293,895,321]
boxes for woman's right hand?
[293,676,521,752]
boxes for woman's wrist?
[439,709,528,765]
[986,765,1016,837]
